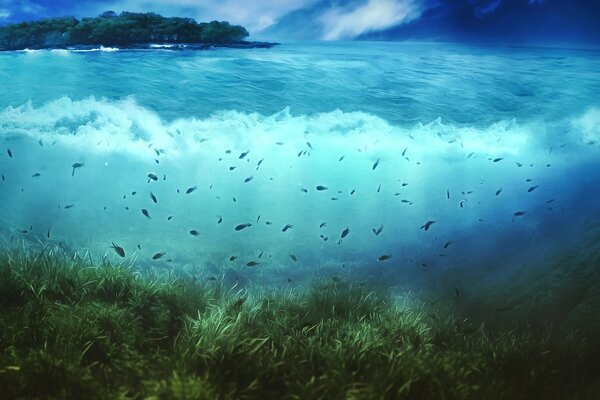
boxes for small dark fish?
[453,287,460,298]
[513,210,526,217]
[229,255,237,261]
[265,221,272,225]
[225,149,232,154]
[282,224,293,232]
[492,157,503,162]
[306,141,313,149]
[244,176,253,183]
[189,230,200,237]
[526,178,533,182]
[287,278,293,283]
[217,216,223,224]
[421,220,436,231]
[141,209,151,219]
[167,216,173,220]
[71,162,84,176]
[319,222,327,228]
[316,185,328,191]
[239,150,250,159]
[546,199,555,204]
[443,241,453,249]
[154,149,160,156]
[246,261,259,267]
[377,184,381,193]
[330,197,338,201]
[257,159,264,167]
[137,244,141,250]
[372,225,383,236]
[233,297,246,311]
[527,185,538,193]
[163,174,166,181]
[258,251,264,259]
[301,187,308,193]
[372,158,380,170]
[516,162,523,167]
[235,223,252,231]
[7,148,12,158]
[459,199,467,208]
[147,173,158,182]
[232,197,236,202]
[111,242,125,258]
[47,226,51,239]
[446,189,450,199]
[39,139,44,147]
[341,227,350,239]
[350,188,356,195]
[1,173,4,181]
[32,173,40,177]
[289,254,298,262]
[297,150,303,157]
[378,254,392,261]
[229,166,236,171]
[338,155,345,162]
[402,147,407,156]
[496,188,502,196]
[132,191,137,196]
[467,152,475,159]
[256,215,261,223]
[150,192,157,203]
[186,186,197,194]
[64,204,74,209]
[152,252,166,260]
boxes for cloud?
[320,0,424,40]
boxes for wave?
[0,97,598,281]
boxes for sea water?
[0,41,599,291]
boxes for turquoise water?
[0,42,599,287]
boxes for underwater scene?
[1,4,600,400]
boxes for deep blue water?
[0,42,599,287]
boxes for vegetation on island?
[0,11,250,50]
[0,243,598,399]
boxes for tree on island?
[0,11,250,50]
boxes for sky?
[0,0,599,46]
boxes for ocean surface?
[0,41,599,290]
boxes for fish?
[443,241,453,249]
[239,150,250,159]
[257,159,264,168]
[306,141,313,149]
[217,216,223,224]
[446,189,450,199]
[459,199,467,208]
[316,185,328,191]
[71,162,84,176]
[233,297,246,311]
[513,211,526,217]
[453,287,460,298]
[492,157,503,162]
[64,204,74,209]
[150,192,157,203]
[147,173,158,182]
[377,184,381,193]
[282,224,293,232]
[372,225,383,236]
[330,197,338,201]
[516,162,523,167]
[350,188,356,195]
[546,199,555,204]
[244,176,253,183]
[137,244,141,250]
[189,230,200,237]
[167,216,173,220]
[467,152,475,159]
[152,252,166,260]
[258,251,264,259]
[297,150,303,157]
[421,220,436,231]
[47,226,51,239]
[496,189,502,196]
[341,227,350,239]
[229,256,237,261]
[186,186,197,194]
[289,254,298,262]
[141,209,151,219]
[32,173,40,177]
[300,187,308,193]
[338,155,345,161]
[246,261,259,267]
[1,173,4,181]
[132,191,137,196]
[319,222,327,228]
[265,221,272,225]
[235,223,252,231]
[111,242,125,257]
[378,255,392,261]
[402,147,408,156]
[372,159,380,170]
[527,185,538,192]
[229,166,236,171]
[7,148,12,158]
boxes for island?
[0,11,277,51]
